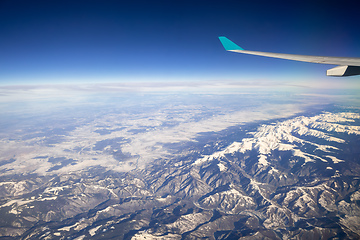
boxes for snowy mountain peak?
[194,112,360,169]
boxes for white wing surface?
[219,36,360,77]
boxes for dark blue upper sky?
[1,0,359,85]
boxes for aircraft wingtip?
[218,36,244,51]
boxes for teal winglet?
[218,36,243,51]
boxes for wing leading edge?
[218,36,360,77]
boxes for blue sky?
[1,0,360,86]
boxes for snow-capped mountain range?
[195,112,360,168]
[1,111,360,239]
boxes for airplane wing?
[218,36,360,77]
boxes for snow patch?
[132,230,181,239]
[89,225,101,236]
[326,155,345,163]
[258,155,269,166]
[217,162,227,171]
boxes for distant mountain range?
[1,111,360,239]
